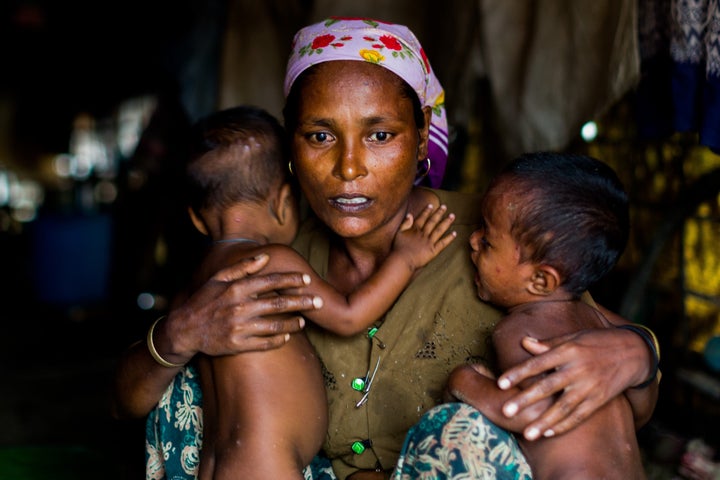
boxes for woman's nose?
[333,140,367,181]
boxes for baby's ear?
[274,183,295,225]
[188,207,209,236]
[528,265,561,296]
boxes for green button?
[367,327,378,339]
[351,377,366,391]
[351,441,365,455]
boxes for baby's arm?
[275,204,456,336]
[447,363,548,435]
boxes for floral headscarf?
[284,17,448,188]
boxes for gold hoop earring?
[288,160,294,176]
[416,157,431,179]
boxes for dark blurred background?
[1,1,719,478]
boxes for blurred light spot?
[9,178,43,223]
[11,206,36,223]
[137,292,156,310]
[581,121,598,142]
[94,180,117,204]
[53,154,73,178]
[0,170,10,206]
[117,95,158,158]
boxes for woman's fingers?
[513,370,597,440]
[225,273,314,308]
[497,335,574,389]
[211,253,271,281]
[227,315,303,351]
[498,330,635,440]
[528,391,599,439]
[215,258,312,299]
[177,255,319,357]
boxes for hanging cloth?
[637,0,720,153]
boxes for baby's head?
[470,152,629,306]
[186,105,291,215]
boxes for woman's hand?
[159,253,318,362]
[112,254,319,419]
[495,327,658,440]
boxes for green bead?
[351,441,365,455]
[367,327,378,338]
[351,377,366,391]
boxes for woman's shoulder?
[421,187,484,225]
[291,216,331,274]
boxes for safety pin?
[367,327,386,349]
[356,356,381,408]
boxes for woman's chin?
[326,218,374,239]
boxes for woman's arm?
[595,304,660,428]
[111,254,318,419]
[494,318,659,440]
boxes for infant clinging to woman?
[447,152,649,480]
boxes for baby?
[447,152,648,479]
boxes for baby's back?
[195,244,327,479]
[500,301,646,480]
[521,394,645,479]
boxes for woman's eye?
[369,131,391,142]
[306,132,332,144]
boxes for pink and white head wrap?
[283,17,449,188]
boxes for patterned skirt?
[144,367,531,480]
[392,402,533,480]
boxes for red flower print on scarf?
[312,34,335,50]
[419,48,430,73]
[379,35,402,51]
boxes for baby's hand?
[393,204,456,270]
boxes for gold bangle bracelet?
[632,323,661,361]
[146,315,185,368]
[617,323,660,388]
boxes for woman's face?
[290,61,429,241]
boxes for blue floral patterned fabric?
[392,403,533,480]
[144,365,336,480]
[145,368,530,479]
[145,364,203,480]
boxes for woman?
[113,18,659,480]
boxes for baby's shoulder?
[261,243,313,273]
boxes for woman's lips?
[330,195,372,212]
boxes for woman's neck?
[326,187,439,292]
[328,227,394,292]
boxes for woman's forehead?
[297,61,413,121]
[307,61,405,91]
